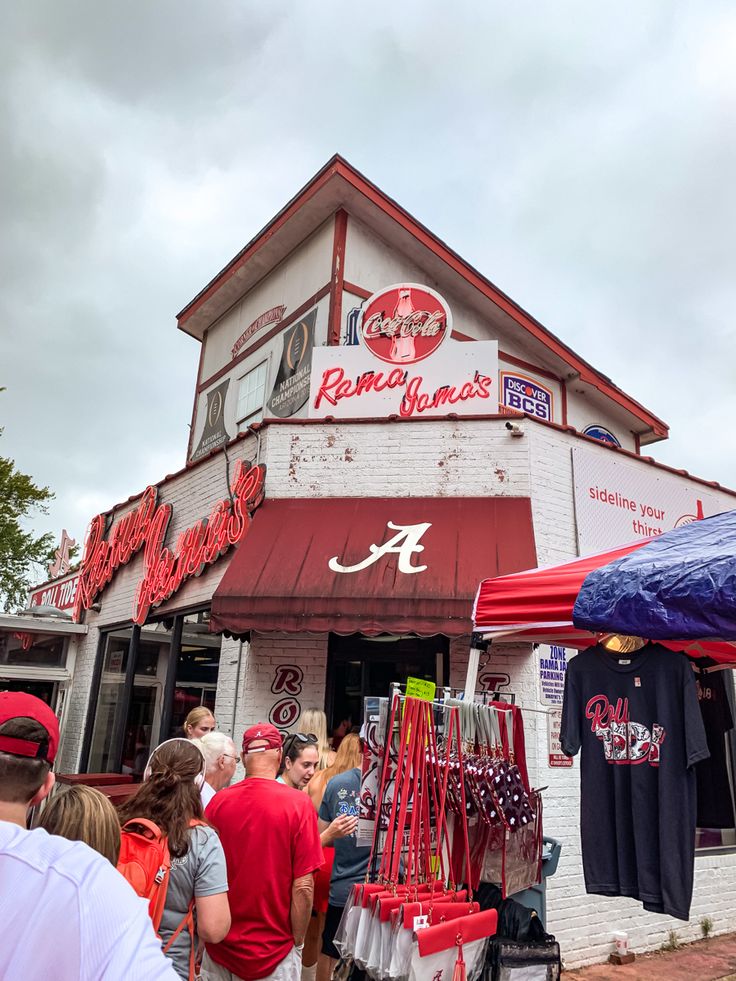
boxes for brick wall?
[259,419,531,499]
[58,435,260,772]
[526,426,736,967]
[243,633,329,728]
[57,416,736,966]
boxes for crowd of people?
[0,693,370,981]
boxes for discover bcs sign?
[309,283,498,419]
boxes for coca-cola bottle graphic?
[390,288,416,362]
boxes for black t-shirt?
[695,668,735,829]
[560,644,709,920]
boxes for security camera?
[504,421,524,437]
[504,421,514,430]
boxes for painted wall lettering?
[232,305,287,359]
[271,664,304,696]
[268,663,303,730]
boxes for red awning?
[211,497,537,637]
[473,542,736,665]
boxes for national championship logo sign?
[267,308,316,418]
[191,379,232,462]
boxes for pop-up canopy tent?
[473,510,736,667]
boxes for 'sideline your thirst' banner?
[571,446,731,555]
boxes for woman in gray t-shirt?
[118,738,230,980]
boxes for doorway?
[325,633,448,736]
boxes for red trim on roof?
[332,160,669,438]
[196,284,331,394]
[177,157,341,326]
[176,156,667,437]
[328,210,348,346]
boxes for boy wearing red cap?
[202,722,323,981]
[0,691,177,980]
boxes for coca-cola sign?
[74,461,266,625]
[358,284,450,365]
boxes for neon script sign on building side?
[74,460,266,625]
[308,283,498,420]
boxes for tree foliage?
[0,397,56,612]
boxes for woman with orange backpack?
[118,738,231,980]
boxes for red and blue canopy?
[473,510,736,666]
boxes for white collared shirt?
[201,779,217,811]
[0,820,178,980]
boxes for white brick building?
[42,157,736,967]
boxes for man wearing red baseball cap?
[0,691,178,980]
[202,722,323,981]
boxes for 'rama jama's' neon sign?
[74,460,266,625]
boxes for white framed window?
[236,360,268,427]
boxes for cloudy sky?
[2,2,735,569]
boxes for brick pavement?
[564,933,736,980]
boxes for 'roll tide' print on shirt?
[585,694,666,766]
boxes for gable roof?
[176,154,668,442]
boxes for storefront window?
[165,610,220,739]
[0,677,57,704]
[0,633,66,668]
[86,610,222,774]
[87,631,166,775]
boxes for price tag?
[413,915,429,931]
[405,677,436,702]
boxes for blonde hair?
[298,708,331,770]
[183,706,216,738]
[323,732,361,779]
[39,785,121,865]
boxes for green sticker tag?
[405,677,436,702]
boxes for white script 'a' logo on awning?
[328,521,432,575]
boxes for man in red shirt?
[202,723,323,981]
